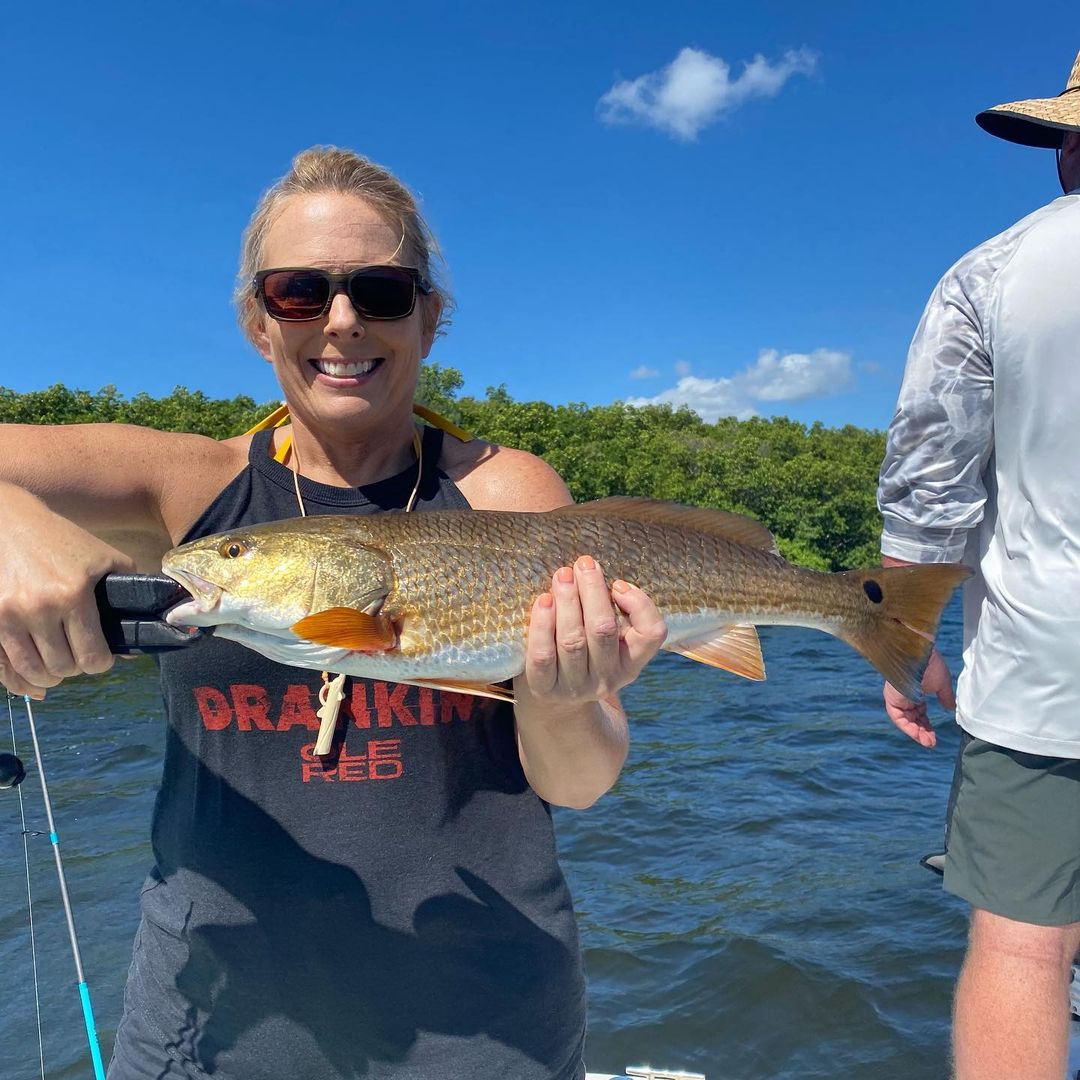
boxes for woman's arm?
[450,441,667,808]
[0,423,241,697]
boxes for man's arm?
[878,263,994,746]
[879,266,995,565]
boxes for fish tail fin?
[836,564,971,699]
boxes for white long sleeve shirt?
[879,190,1080,756]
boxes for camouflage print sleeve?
[877,260,995,563]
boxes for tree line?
[0,367,887,571]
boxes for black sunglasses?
[254,265,432,322]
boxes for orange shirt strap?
[243,402,473,467]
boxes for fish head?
[161,520,393,640]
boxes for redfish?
[162,497,968,700]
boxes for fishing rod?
[20,692,107,1080]
[3,696,45,1080]
[1,576,203,1078]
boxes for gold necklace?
[286,425,424,754]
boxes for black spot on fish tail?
[837,564,969,698]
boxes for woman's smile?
[309,355,383,384]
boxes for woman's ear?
[420,293,444,358]
[248,299,273,361]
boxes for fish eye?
[219,539,250,560]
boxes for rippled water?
[0,601,966,1079]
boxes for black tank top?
[122,426,586,1080]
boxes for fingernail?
[577,555,596,572]
[537,592,554,608]
[556,567,574,584]
[611,579,630,593]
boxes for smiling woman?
[0,145,668,1080]
[245,182,441,474]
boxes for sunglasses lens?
[349,268,416,319]
[260,271,330,320]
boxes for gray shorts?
[944,729,1080,926]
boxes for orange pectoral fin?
[291,608,397,652]
[663,623,766,680]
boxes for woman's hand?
[522,555,667,705]
[0,486,135,698]
[511,556,666,808]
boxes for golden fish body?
[162,498,969,699]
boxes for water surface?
[0,600,966,1078]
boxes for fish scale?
[377,515,802,640]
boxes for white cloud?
[629,364,660,379]
[674,360,693,377]
[624,348,852,422]
[598,46,817,141]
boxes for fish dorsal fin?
[407,678,516,703]
[291,608,397,652]
[663,623,766,680]
[552,497,778,553]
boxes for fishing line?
[6,691,46,1080]
[19,693,107,1080]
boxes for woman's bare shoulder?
[440,436,571,511]
[114,427,251,562]
[156,430,251,538]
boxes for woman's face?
[251,191,439,434]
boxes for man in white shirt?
[878,52,1080,1080]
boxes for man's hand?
[883,648,956,748]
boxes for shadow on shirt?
[126,735,585,1079]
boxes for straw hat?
[976,51,1080,148]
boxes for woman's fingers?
[524,592,558,696]
[610,579,667,672]
[64,598,116,676]
[524,558,666,703]
[551,563,591,698]
[29,619,83,681]
[0,555,131,691]
[570,557,622,694]
[0,644,48,700]
[0,494,136,695]
[0,627,63,688]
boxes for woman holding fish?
[0,147,966,1079]
[0,147,668,1080]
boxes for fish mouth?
[163,568,224,627]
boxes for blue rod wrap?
[78,980,106,1080]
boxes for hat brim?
[976,98,1080,148]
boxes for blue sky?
[1,1,1073,431]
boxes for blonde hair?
[235,146,452,341]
